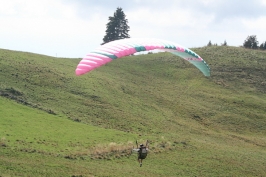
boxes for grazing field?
[0,46,266,176]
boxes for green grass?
[0,46,266,176]
[0,96,137,153]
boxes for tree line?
[243,35,266,50]
[102,8,266,51]
[207,36,266,50]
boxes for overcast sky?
[1,0,266,58]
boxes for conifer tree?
[207,40,212,46]
[102,7,130,45]
[260,41,266,50]
[259,43,264,50]
[222,40,227,46]
[243,35,259,49]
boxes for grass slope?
[0,46,266,176]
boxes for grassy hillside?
[0,46,266,176]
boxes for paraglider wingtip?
[75,72,82,76]
[75,69,85,76]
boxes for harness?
[136,140,149,159]
[139,147,148,159]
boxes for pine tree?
[207,40,212,46]
[259,43,264,50]
[222,40,227,46]
[243,35,259,49]
[102,7,130,45]
[260,41,266,50]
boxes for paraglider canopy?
[75,38,210,76]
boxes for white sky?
[1,0,266,58]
